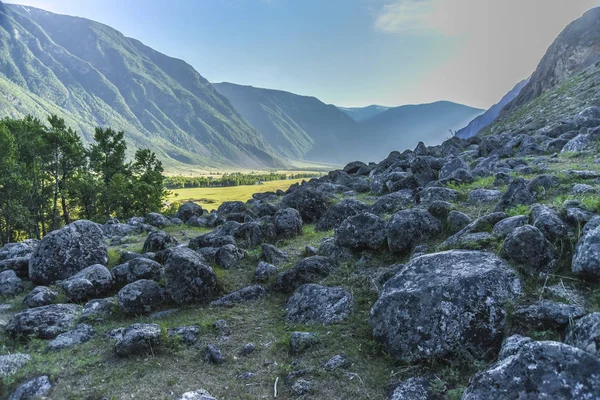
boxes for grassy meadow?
[169,178,308,211]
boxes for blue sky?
[8,0,599,108]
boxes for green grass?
[169,179,307,211]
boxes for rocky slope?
[0,4,281,170]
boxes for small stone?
[239,343,256,357]
[205,344,225,364]
[22,286,58,308]
[291,379,313,396]
[46,324,95,351]
[115,323,161,356]
[167,325,200,346]
[177,389,216,400]
[290,332,320,355]
[8,375,52,400]
[324,354,347,370]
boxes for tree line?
[164,172,319,189]
[0,115,167,244]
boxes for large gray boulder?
[274,208,303,238]
[565,312,600,357]
[60,264,114,302]
[369,190,413,216]
[386,209,442,254]
[0,270,24,296]
[28,220,107,285]
[275,256,337,293]
[388,377,431,400]
[0,353,31,379]
[315,199,368,232]
[22,286,58,308]
[214,244,246,270]
[46,323,95,351]
[117,280,164,315]
[502,225,558,275]
[6,304,82,339]
[462,341,600,399]
[512,300,586,331]
[285,284,353,324]
[142,231,178,253]
[210,285,267,307]
[335,213,387,251]
[115,323,162,356]
[281,188,330,223]
[493,178,535,212]
[0,239,38,261]
[572,225,600,279]
[113,258,163,285]
[164,247,217,304]
[175,201,204,222]
[370,250,522,362]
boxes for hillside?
[337,105,390,122]
[456,78,529,139]
[215,83,483,164]
[0,4,282,170]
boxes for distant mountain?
[0,4,282,169]
[502,7,600,117]
[338,105,390,122]
[215,82,484,164]
[213,83,357,163]
[456,79,529,139]
[359,102,483,160]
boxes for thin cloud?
[374,0,433,33]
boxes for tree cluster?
[164,172,319,189]
[0,115,167,244]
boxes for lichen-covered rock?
[177,389,216,400]
[0,257,30,278]
[275,256,337,293]
[46,323,95,351]
[164,247,217,304]
[419,187,459,204]
[145,212,171,228]
[494,178,535,212]
[369,190,413,216]
[205,344,225,364]
[8,375,52,400]
[115,323,161,356]
[29,220,107,285]
[281,188,330,223]
[113,258,163,285]
[6,304,82,339]
[117,280,164,315]
[324,354,347,370]
[462,341,600,399]
[0,353,31,378]
[315,199,368,232]
[386,209,442,254]
[214,244,246,269]
[167,325,200,346]
[565,312,600,357]
[335,213,386,251]
[502,225,558,274]
[498,334,534,360]
[447,210,472,234]
[572,225,600,279]
[492,215,528,238]
[439,157,469,180]
[530,204,572,244]
[274,208,303,238]
[81,297,117,322]
[468,189,502,204]
[370,250,522,362]
[388,377,431,400]
[189,231,236,250]
[175,202,204,222]
[512,300,586,330]
[142,231,178,253]
[260,244,288,266]
[290,332,320,354]
[60,264,114,302]
[22,286,58,308]
[0,239,39,261]
[210,285,267,307]
[285,284,353,324]
[255,261,278,282]
[0,270,24,296]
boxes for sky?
[6,0,599,109]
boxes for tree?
[131,149,168,216]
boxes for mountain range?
[0,3,485,169]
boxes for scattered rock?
[115,323,162,356]
[492,215,528,238]
[205,344,225,364]
[164,247,217,304]
[22,286,58,308]
[565,312,600,357]
[214,244,246,269]
[315,199,368,231]
[60,264,114,302]
[261,244,289,265]
[335,213,387,251]
[0,353,31,378]
[8,375,52,400]
[210,285,267,307]
[255,261,278,282]
[142,231,178,253]
[47,323,95,351]
[145,212,171,228]
[447,210,472,233]
[502,225,558,274]
[274,208,303,237]
[572,225,600,279]
[324,354,347,370]
[291,379,313,396]
[238,343,256,357]
[117,279,164,315]
[276,256,337,293]
[176,202,204,222]
[494,178,535,212]
[285,284,353,324]
[6,304,82,339]
[0,270,24,296]
[168,325,201,346]
[512,300,586,330]
[177,389,216,400]
[386,209,442,254]
[113,258,163,285]
[81,297,117,322]
[281,188,330,223]
[388,377,431,400]
[290,332,320,355]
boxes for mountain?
[359,101,483,160]
[215,83,484,164]
[456,78,529,139]
[502,7,600,117]
[213,82,357,163]
[338,105,390,122]
[0,3,282,170]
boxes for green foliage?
[164,172,318,189]
[507,204,531,217]
[0,115,168,245]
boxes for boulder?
[468,189,502,204]
[218,201,246,215]
[386,209,442,254]
[388,377,431,400]
[274,208,303,237]
[419,187,459,204]
[492,215,528,238]
[275,256,337,293]
[6,304,82,339]
[22,286,58,308]
[315,199,368,232]
[410,156,435,186]
[572,225,600,279]
[142,231,178,253]
[439,157,469,180]
[29,220,107,285]
[502,225,558,274]
[145,212,171,228]
[164,247,217,304]
[117,280,164,315]
[512,300,586,331]
[175,201,204,222]
[281,187,330,223]
[8,375,52,400]
[210,285,267,307]
[0,353,31,378]
[0,270,24,296]
[369,190,413,216]
[498,334,534,360]
[290,332,320,354]
[255,261,278,282]
[565,312,600,357]
[0,257,30,278]
[189,231,236,250]
[115,323,162,356]
[60,264,114,302]
[177,390,216,400]
[113,258,163,285]
[285,284,353,324]
[370,250,522,362]
[447,210,472,234]
[214,244,246,269]
[46,323,95,351]
[324,354,348,371]
[0,239,38,261]
[335,213,387,251]
[531,204,572,244]
[494,178,535,212]
[81,297,117,322]
[462,341,600,399]
[167,325,201,346]
[205,344,226,364]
